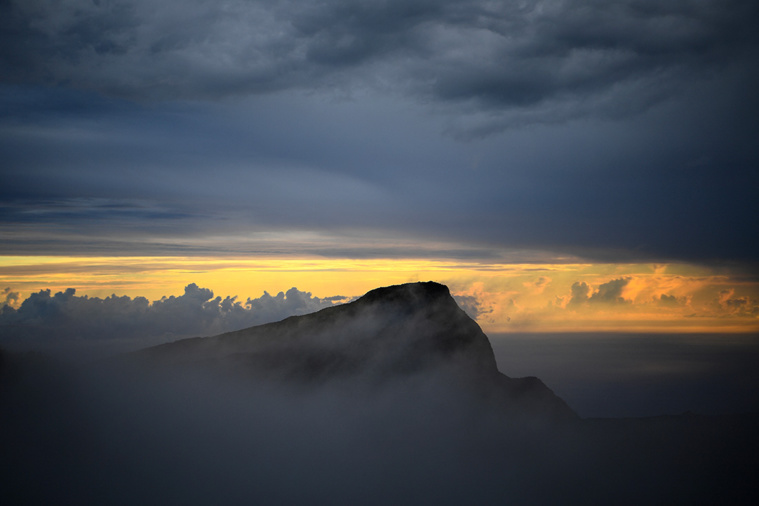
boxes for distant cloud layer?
[2,268,758,353]
[449,268,759,332]
[0,284,346,349]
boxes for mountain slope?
[135,281,576,419]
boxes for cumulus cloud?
[452,293,492,320]
[568,278,630,306]
[1,287,19,308]
[2,0,756,124]
[589,277,631,304]
[658,294,682,307]
[568,281,591,306]
[0,284,346,351]
[716,289,759,317]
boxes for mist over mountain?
[131,281,574,420]
[1,282,757,504]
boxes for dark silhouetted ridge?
[134,281,576,419]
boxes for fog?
[2,282,758,504]
[2,347,757,505]
[0,353,574,504]
[491,332,759,418]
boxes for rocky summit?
[135,281,576,420]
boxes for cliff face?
[136,281,576,419]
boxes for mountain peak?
[135,281,576,419]
[358,281,453,306]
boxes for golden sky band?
[2,256,756,333]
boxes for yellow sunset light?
[1,256,757,334]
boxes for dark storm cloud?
[1,82,757,262]
[2,0,757,122]
[0,283,345,352]
[1,1,757,264]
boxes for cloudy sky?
[1,0,758,339]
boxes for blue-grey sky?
[2,0,758,264]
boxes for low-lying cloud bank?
[0,283,347,353]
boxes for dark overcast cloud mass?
[1,0,758,263]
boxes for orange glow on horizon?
[1,256,757,334]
